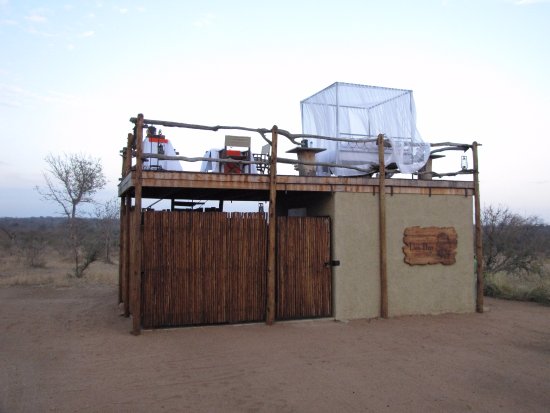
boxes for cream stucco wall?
[385,194,475,316]
[327,191,475,320]
[332,193,380,319]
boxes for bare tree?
[0,226,17,255]
[36,153,107,277]
[38,153,107,219]
[93,198,120,264]
[482,205,544,275]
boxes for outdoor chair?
[220,135,251,173]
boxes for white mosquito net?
[301,82,430,176]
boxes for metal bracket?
[325,260,340,267]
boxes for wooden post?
[123,195,131,317]
[124,133,133,175]
[123,133,134,317]
[131,115,144,334]
[266,125,278,325]
[118,158,125,305]
[378,134,388,318]
[118,133,133,306]
[118,195,124,305]
[473,141,484,313]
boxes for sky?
[0,0,549,221]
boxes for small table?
[418,154,444,180]
[286,147,326,176]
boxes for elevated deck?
[118,170,474,201]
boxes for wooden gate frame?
[139,211,268,328]
[134,212,332,329]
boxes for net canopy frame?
[300,82,431,176]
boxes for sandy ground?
[0,285,549,413]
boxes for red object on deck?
[149,137,168,143]
[224,163,243,174]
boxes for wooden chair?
[253,143,271,174]
[220,135,251,173]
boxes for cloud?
[1,19,18,26]
[0,84,29,108]
[24,8,53,34]
[25,13,47,23]
[0,83,78,108]
[80,30,95,37]
[26,26,57,37]
[514,0,550,4]
[193,13,215,28]
[45,90,78,103]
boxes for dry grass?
[484,261,550,305]
[3,245,548,308]
[0,248,118,287]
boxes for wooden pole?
[118,133,133,306]
[124,133,133,175]
[266,125,278,325]
[131,115,144,334]
[123,133,134,317]
[473,141,484,313]
[118,154,125,305]
[378,134,388,318]
[122,196,131,317]
[118,196,123,305]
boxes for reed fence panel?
[277,216,332,320]
[140,211,267,328]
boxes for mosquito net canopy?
[301,82,430,176]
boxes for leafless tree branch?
[35,153,107,277]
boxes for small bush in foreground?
[482,205,547,276]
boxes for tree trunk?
[69,217,82,277]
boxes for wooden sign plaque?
[403,226,457,265]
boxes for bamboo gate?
[120,210,332,329]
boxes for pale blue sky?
[1,0,549,220]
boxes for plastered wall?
[311,191,475,320]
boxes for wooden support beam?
[123,196,131,317]
[378,134,388,318]
[118,195,124,305]
[266,126,278,325]
[131,114,144,335]
[119,132,133,307]
[473,141,484,313]
[124,133,133,175]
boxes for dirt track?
[1,285,549,413]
